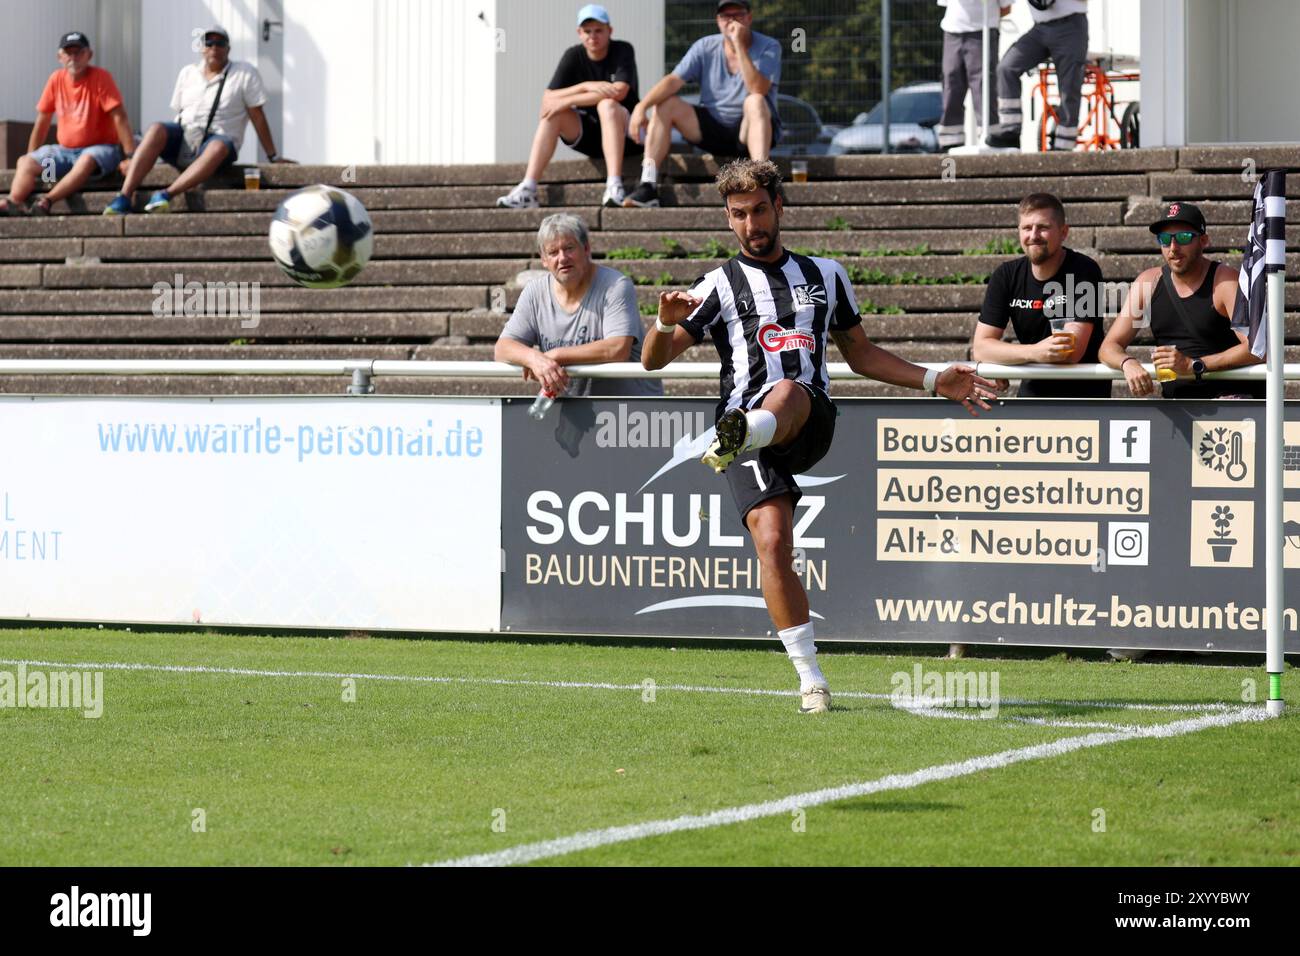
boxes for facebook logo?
[1109,420,1150,464]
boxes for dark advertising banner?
[501,397,1300,652]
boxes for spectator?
[971,192,1109,398]
[985,0,1088,151]
[937,1,1011,151]
[497,4,641,210]
[104,26,288,215]
[495,213,663,398]
[0,31,135,216]
[623,0,781,208]
[1100,201,1264,399]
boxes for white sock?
[519,177,538,193]
[606,174,622,188]
[640,160,658,185]
[741,409,778,452]
[779,622,826,692]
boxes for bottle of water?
[528,389,555,421]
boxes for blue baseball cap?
[576,4,611,25]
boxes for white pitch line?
[0,658,1246,715]
[426,706,1270,867]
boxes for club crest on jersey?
[792,283,827,306]
[759,323,816,353]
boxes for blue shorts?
[157,122,237,170]
[28,143,124,180]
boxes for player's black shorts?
[725,383,836,522]
[562,108,644,158]
[689,105,780,158]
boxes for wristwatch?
[1192,359,1206,381]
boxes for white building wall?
[494,0,664,164]
[374,0,498,165]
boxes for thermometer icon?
[1226,431,1247,482]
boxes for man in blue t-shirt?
[623,1,781,208]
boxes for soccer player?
[642,159,1000,713]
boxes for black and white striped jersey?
[679,250,862,418]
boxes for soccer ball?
[268,185,374,289]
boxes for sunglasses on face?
[203,37,228,47]
[1157,230,1199,246]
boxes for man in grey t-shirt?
[623,1,781,208]
[496,213,662,398]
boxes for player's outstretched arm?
[832,326,1000,416]
[642,290,701,370]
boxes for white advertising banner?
[0,396,501,632]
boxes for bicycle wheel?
[1120,102,1140,149]
[1038,112,1057,152]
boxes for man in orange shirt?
[0,31,136,215]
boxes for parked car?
[827,82,943,155]
[671,92,843,157]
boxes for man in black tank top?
[1100,201,1263,399]
[972,192,1110,397]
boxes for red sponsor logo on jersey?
[759,323,816,353]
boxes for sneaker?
[701,408,747,473]
[102,194,132,216]
[622,181,660,208]
[601,181,626,207]
[496,186,538,209]
[144,190,171,213]
[983,130,1021,150]
[800,686,831,714]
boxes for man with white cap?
[105,25,288,215]
[497,4,642,209]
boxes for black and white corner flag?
[1231,169,1287,359]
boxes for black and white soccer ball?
[268,185,374,289]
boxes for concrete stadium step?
[0,344,418,360]
[1149,173,1300,201]
[40,259,528,288]
[0,265,42,287]
[0,286,491,314]
[0,313,454,341]
[600,202,1125,231]
[0,202,1127,240]
[18,229,1076,262]
[1174,146,1300,173]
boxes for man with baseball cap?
[104,25,288,215]
[623,1,782,207]
[0,31,136,215]
[497,4,642,210]
[1100,201,1264,399]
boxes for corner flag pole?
[1266,264,1285,716]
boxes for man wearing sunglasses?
[1100,201,1263,399]
[105,26,289,215]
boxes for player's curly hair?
[715,158,784,205]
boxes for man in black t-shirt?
[497,4,642,210]
[971,192,1111,398]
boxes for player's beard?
[740,224,780,259]
[1023,241,1053,265]
[1166,246,1202,276]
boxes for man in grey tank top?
[1100,201,1263,399]
[495,213,662,398]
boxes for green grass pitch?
[0,627,1295,866]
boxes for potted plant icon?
[1208,505,1236,562]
